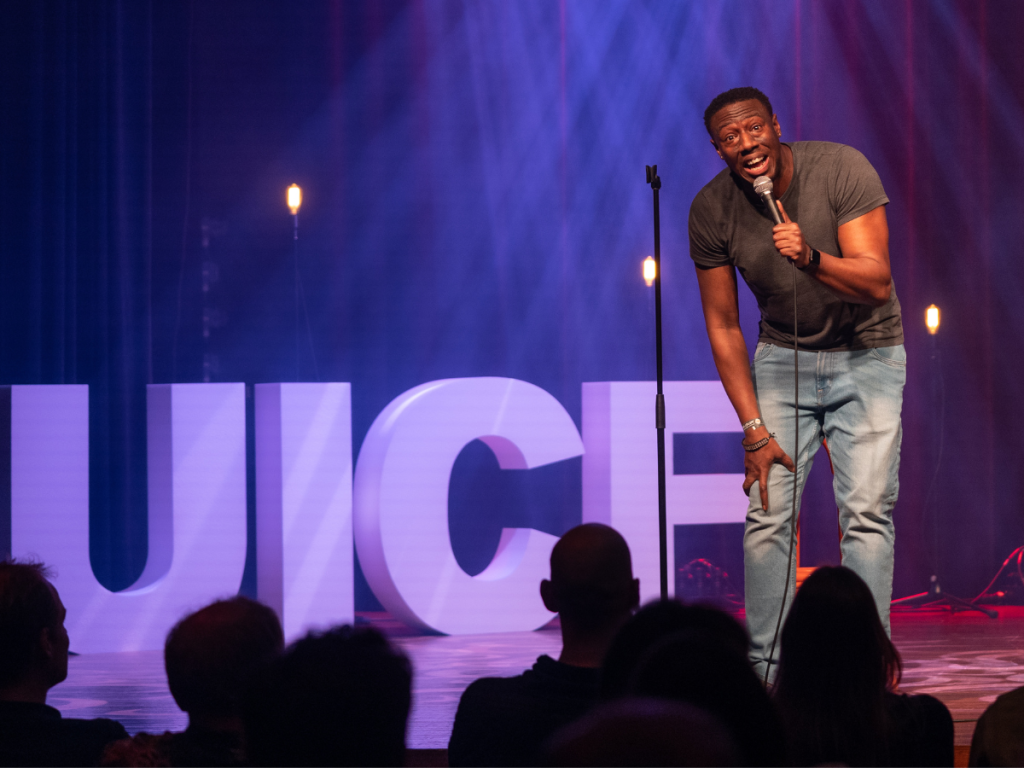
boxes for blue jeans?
[745,342,905,681]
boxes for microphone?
[753,176,784,226]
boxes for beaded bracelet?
[742,433,776,452]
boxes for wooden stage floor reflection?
[49,607,1024,749]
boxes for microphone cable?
[762,230,802,688]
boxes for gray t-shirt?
[689,141,903,351]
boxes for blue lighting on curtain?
[2,0,1023,605]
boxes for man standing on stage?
[689,87,905,680]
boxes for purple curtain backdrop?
[2,0,1022,606]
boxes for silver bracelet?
[743,433,775,452]
[742,417,763,432]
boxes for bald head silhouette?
[540,524,639,667]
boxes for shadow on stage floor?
[49,606,1024,751]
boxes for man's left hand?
[772,200,812,268]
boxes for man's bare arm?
[695,264,795,510]
[773,202,891,307]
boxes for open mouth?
[742,155,770,176]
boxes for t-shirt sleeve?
[688,190,731,268]
[830,145,889,226]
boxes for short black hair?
[165,596,284,717]
[0,560,60,689]
[704,87,774,137]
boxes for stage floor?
[49,607,1024,750]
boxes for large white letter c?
[353,378,583,635]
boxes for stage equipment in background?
[676,558,744,609]
[287,183,302,217]
[926,304,940,335]
[891,305,997,617]
[645,164,669,601]
[289,184,302,381]
[256,383,354,641]
[287,184,320,382]
[972,545,1024,605]
[643,256,656,288]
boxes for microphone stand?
[646,165,668,601]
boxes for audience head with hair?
[102,597,285,767]
[0,560,69,703]
[164,596,284,730]
[628,628,785,766]
[601,599,783,766]
[0,560,128,767]
[600,598,749,698]
[539,523,640,667]
[544,697,738,767]
[774,565,902,766]
[243,625,412,767]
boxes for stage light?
[643,256,656,287]
[926,304,940,335]
[287,184,302,215]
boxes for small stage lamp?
[926,304,940,335]
[643,256,656,287]
[287,184,302,215]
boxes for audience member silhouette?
[774,565,953,766]
[543,697,738,767]
[243,625,412,767]
[448,523,640,767]
[0,559,127,767]
[101,597,284,767]
[632,629,786,765]
[600,600,786,766]
[599,599,749,698]
[970,684,1024,766]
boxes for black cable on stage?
[973,545,1024,603]
[763,254,802,687]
